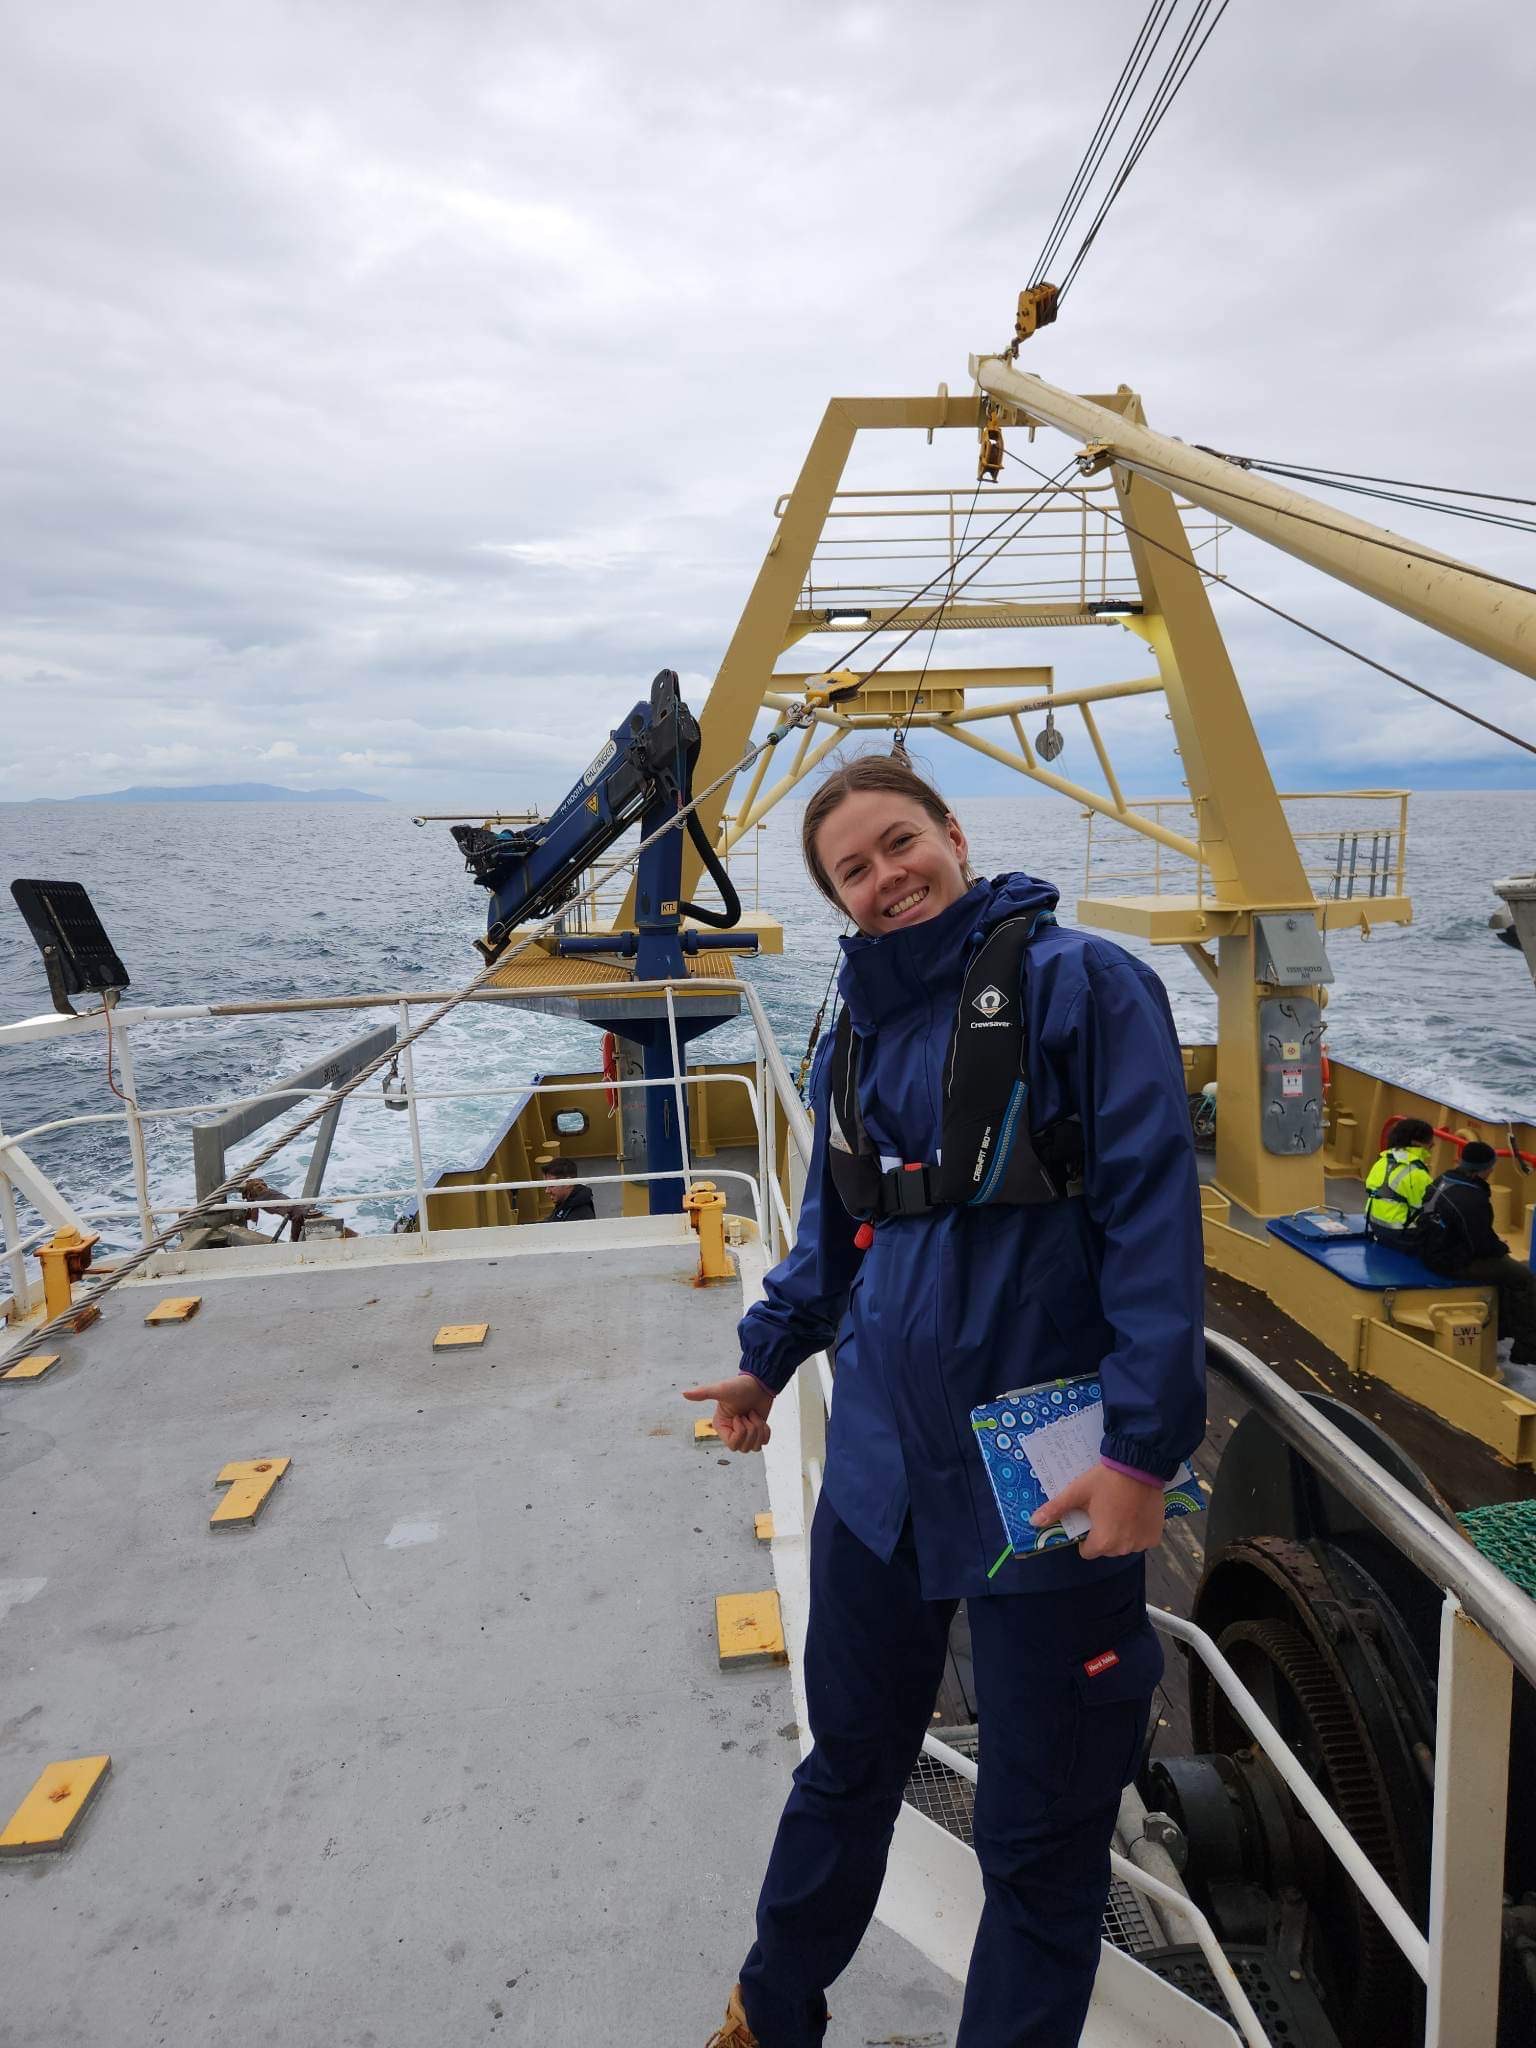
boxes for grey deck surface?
[0,1239,962,2047]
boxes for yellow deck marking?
[715,1591,787,1670]
[145,1296,201,1325]
[0,1755,111,1856]
[754,1513,774,1543]
[693,1417,719,1443]
[0,1352,61,1381]
[433,1323,489,1350]
[210,1457,291,1529]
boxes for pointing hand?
[682,1373,776,1453]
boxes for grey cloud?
[1,0,1532,810]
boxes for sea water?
[1,794,1532,1243]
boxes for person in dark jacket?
[1415,1141,1536,1363]
[540,1157,596,1223]
[687,756,1205,2048]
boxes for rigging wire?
[1100,450,1536,601]
[1057,0,1236,302]
[1193,451,1536,510]
[1028,0,1177,287]
[1002,445,1536,759]
[796,940,849,1101]
[1189,455,1536,536]
[897,475,986,754]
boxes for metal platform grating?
[1459,1498,1536,1598]
[902,1732,1161,1957]
[1141,1945,1341,2047]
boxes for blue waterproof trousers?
[738,1496,1162,2048]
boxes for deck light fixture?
[1085,599,1144,621]
[823,607,872,627]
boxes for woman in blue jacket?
[689,756,1206,2048]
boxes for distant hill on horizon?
[36,782,386,804]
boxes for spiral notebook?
[970,1373,1204,1576]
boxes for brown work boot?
[705,1984,761,2047]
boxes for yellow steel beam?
[791,600,1119,633]
[766,673,1165,724]
[1116,479,1310,906]
[1078,702,1127,811]
[774,665,1055,693]
[972,355,1536,681]
[941,724,1203,861]
[723,721,852,844]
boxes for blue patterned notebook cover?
[970,1373,1203,1571]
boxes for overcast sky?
[3,0,1533,809]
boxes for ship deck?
[0,1227,963,2046]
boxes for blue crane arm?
[450,669,728,965]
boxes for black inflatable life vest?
[824,910,1084,1223]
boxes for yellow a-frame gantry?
[674,384,1424,1221]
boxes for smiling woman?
[691,748,1207,2048]
[800,754,977,932]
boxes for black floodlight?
[9,880,130,1016]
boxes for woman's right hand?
[682,1372,776,1453]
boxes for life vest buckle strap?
[878,1162,939,1217]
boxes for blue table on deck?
[1266,1211,1449,1291]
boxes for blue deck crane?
[451,670,758,1214]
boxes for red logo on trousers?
[1082,1650,1121,1678]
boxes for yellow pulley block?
[803,669,863,711]
[1009,282,1059,356]
[977,412,1005,484]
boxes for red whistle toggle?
[853,1222,875,1251]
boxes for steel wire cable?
[897,475,986,753]
[1057,0,1237,302]
[1197,463,1536,538]
[1098,450,1536,601]
[1002,445,1536,758]
[1028,0,1178,287]
[1194,451,1536,510]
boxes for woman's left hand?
[1031,1465,1168,1560]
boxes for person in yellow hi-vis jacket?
[1363,1118,1435,1247]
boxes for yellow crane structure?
[669,366,1536,1463]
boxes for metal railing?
[0,978,783,1298]
[1083,790,1411,907]
[778,481,1227,619]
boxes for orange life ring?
[601,1031,619,1117]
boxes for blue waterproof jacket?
[739,873,1206,1599]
